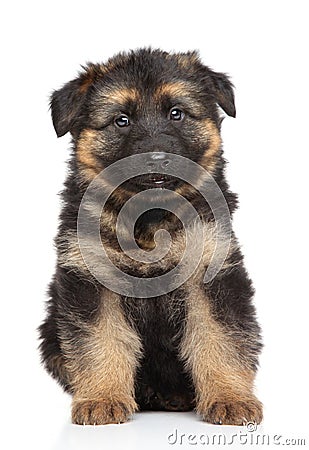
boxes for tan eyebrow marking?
[105,87,140,106]
[154,81,191,100]
[88,87,141,127]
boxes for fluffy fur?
[39,48,263,425]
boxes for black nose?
[147,152,170,171]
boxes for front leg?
[56,273,143,425]
[180,266,263,425]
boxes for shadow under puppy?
[39,48,263,425]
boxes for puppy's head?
[51,49,235,196]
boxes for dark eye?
[169,107,184,121]
[115,115,130,128]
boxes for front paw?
[72,397,137,425]
[198,397,263,426]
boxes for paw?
[72,397,137,425]
[199,398,263,426]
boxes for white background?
[1,1,309,449]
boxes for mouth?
[127,173,180,190]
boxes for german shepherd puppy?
[39,48,263,425]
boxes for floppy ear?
[50,78,87,137]
[208,70,236,118]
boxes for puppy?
[39,48,263,425]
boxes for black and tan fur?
[39,48,263,425]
